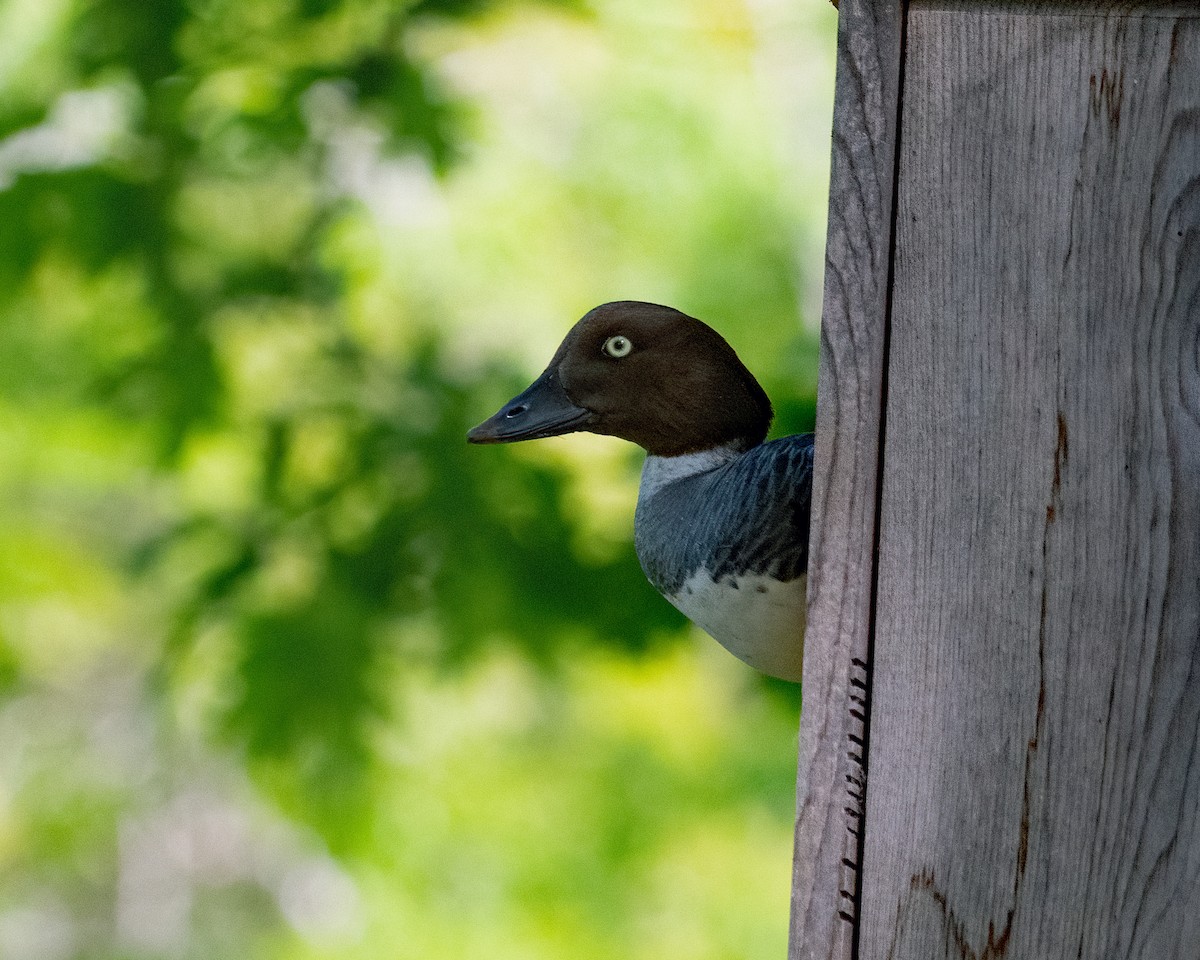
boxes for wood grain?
[788,1,903,958]
[860,5,1200,959]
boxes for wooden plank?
[788,1,903,958]
[860,5,1200,959]
[918,0,1200,13]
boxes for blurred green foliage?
[0,0,835,955]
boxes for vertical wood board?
[861,5,1200,960]
[790,1,903,958]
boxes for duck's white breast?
[667,569,806,682]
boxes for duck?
[467,300,813,682]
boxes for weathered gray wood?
[860,5,1200,959]
[789,1,902,958]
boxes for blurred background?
[0,0,836,956]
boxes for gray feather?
[634,433,814,596]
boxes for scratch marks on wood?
[838,656,872,927]
[889,869,1015,960]
[1089,68,1124,125]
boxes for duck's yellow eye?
[603,335,632,358]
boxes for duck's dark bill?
[467,371,594,444]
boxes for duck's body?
[636,436,812,680]
[468,301,812,682]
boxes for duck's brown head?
[467,301,772,458]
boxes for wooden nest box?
[792,2,1200,958]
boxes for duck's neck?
[638,443,744,500]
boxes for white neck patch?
[639,444,742,500]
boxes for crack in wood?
[886,414,1067,959]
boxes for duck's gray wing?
[704,433,814,584]
[635,433,814,594]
